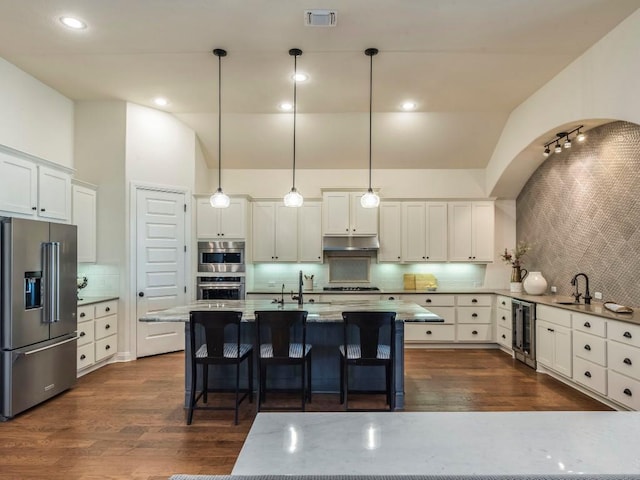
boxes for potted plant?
[500,242,531,292]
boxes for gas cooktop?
[323,286,380,292]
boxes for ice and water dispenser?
[24,271,43,310]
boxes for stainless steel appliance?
[197,241,245,273]
[197,275,245,300]
[512,299,536,369]
[1,217,78,420]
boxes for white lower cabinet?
[607,320,640,410]
[495,295,512,350]
[405,324,455,342]
[573,356,607,396]
[77,299,118,375]
[456,294,492,342]
[536,318,572,378]
[608,370,640,410]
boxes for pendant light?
[361,48,380,209]
[283,48,304,208]
[210,48,231,208]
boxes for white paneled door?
[136,188,187,358]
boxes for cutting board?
[415,273,438,290]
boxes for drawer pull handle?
[501,316,506,321]
[472,299,478,303]
[624,388,632,397]
[584,371,592,378]
[80,332,85,337]
[584,344,591,351]
[584,321,591,328]
[472,313,478,318]
[426,330,432,335]
[624,358,633,366]
[501,334,506,339]
[623,331,632,339]
[388,296,395,301]
[501,301,506,306]
[105,324,110,329]
[80,312,85,318]
[472,330,478,335]
[426,299,432,303]
[105,345,111,350]
[80,354,86,360]
[547,328,554,333]
[105,307,111,312]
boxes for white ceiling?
[1,0,639,170]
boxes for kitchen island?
[140,299,442,410]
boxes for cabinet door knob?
[623,331,632,339]
[80,354,86,360]
[472,313,478,318]
[345,228,349,232]
[426,299,432,303]
[105,307,110,312]
[80,312,86,318]
[584,321,591,328]
[221,233,224,236]
[624,388,633,397]
[397,256,401,259]
[139,292,144,297]
[40,208,46,212]
[426,330,432,335]
[584,344,591,351]
[624,358,633,366]
[32,206,37,211]
[472,330,478,335]
[80,332,85,337]
[584,371,592,378]
[471,298,478,303]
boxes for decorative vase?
[509,266,527,292]
[523,271,547,295]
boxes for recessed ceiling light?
[59,16,87,30]
[401,101,417,111]
[292,73,308,82]
[153,97,169,107]
[279,102,293,111]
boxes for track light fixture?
[542,125,584,158]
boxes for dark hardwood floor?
[0,349,610,480]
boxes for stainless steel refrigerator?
[1,217,78,420]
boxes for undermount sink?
[554,301,581,305]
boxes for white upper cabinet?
[72,184,97,263]
[298,201,323,263]
[379,202,402,262]
[252,202,298,262]
[196,197,247,239]
[448,201,494,262]
[402,202,447,262]
[322,192,378,236]
[0,152,71,223]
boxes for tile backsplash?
[77,263,120,297]
[517,121,640,306]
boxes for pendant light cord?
[217,52,222,190]
[368,51,373,190]
[292,52,298,190]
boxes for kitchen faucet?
[571,273,592,304]
[291,270,304,306]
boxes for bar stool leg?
[248,351,254,404]
[203,364,209,403]
[187,360,197,425]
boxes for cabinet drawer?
[572,356,607,396]
[496,325,512,349]
[457,295,492,307]
[77,321,95,347]
[457,324,492,342]
[405,324,455,342]
[77,343,95,370]
[536,305,571,328]
[608,370,640,410]
[457,307,491,324]
[608,321,640,348]
[573,331,606,366]
[572,312,606,338]
[424,306,455,325]
[95,315,117,340]
[608,341,640,381]
[495,309,511,329]
[95,300,118,318]
[496,295,512,313]
[95,335,117,362]
[401,294,455,307]
[77,305,95,322]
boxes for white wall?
[486,8,640,199]
[208,168,487,199]
[0,57,74,168]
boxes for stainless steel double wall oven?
[197,241,245,300]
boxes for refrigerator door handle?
[14,336,78,358]
[44,242,61,324]
[53,242,60,323]
[43,242,53,324]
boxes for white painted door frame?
[128,182,192,359]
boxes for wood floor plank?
[0,348,611,479]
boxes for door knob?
[138,292,144,297]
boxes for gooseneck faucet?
[571,273,592,304]
[291,270,304,306]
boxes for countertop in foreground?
[233,411,640,476]
[139,299,442,323]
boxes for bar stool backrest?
[190,310,243,359]
[255,310,308,359]
[342,311,396,359]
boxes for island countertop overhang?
[139,299,443,323]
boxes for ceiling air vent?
[304,10,337,27]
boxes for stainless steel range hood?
[322,235,379,251]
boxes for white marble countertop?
[233,412,640,476]
[139,299,443,323]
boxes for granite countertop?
[139,299,443,323]
[248,288,495,295]
[77,296,119,306]
[232,411,640,476]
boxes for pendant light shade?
[361,47,380,209]
[210,48,231,208]
[284,48,304,207]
